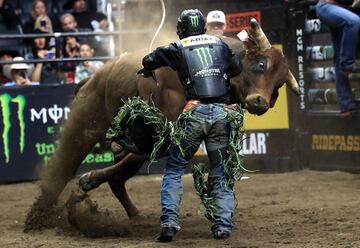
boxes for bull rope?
[148,0,166,53]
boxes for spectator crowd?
[0,0,111,87]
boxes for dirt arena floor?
[1,169,360,248]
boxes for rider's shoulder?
[178,34,220,47]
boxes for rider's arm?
[224,43,243,78]
[142,43,180,71]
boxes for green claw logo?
[0,94,26,163]
[194,47,213,67]
[190,15,199,27]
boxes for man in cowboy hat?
[2,57,39,87]
[0,49,19,85]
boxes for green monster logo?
[189,15,199,27]
[0,94,26,163]
[194,47,213,67]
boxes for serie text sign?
[225,11,261,33]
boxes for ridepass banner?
[0,85,113,182]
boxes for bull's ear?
[238,28,260,51]
[286,71,301,95]
[243,39,258,51]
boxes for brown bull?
[25,19,299,228]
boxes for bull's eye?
[251,60,267,73]
[259,62,265,70]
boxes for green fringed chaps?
[190,106,246,221]
[106,97,248,220]
[106,97,173,163]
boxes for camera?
[45,50,55,59]
[40,20,47,28]
[19,70,27,78]
[13,69,27,79]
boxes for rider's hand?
[137,68,153,78]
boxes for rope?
[149,0,166,53]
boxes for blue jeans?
[160,103,234,233]
[316,2,360,111]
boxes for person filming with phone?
[23,0,60,33]
[24,29,61,85]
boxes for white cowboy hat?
[10,57,31,70]
[206,10,226,24]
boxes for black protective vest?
[177,35,229,101]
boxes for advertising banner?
[225,11,261,33]
[0,85,113,182]
[307,119,360,172]
[1,82,299,182]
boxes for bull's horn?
[286,71,301,95]
[249,18,271,51]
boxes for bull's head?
[231,19,300,115]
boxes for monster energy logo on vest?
[0,94,26,163]
[190,15,199,26]
[194,47,213,67]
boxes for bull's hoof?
[66,189,128,237]
[127,208,140,219]
[79,172,101,192]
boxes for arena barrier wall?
[0,83,300,182]
[0,0,307,182]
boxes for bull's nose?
[245,95,269,115]
[245,95,268,108]
[255,96,263,105]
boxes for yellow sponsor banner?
[244,85,289,130]
[244,44,289,130]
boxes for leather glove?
[137,68,153,78]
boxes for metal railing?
[0,56,115,66]
[0,31,120,63]
[0,31,123,85]
[0,29,154,40]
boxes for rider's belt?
[224,103,241,112]
[320,0,337,3]
[183,100,200,112]
[183,100,240,113]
